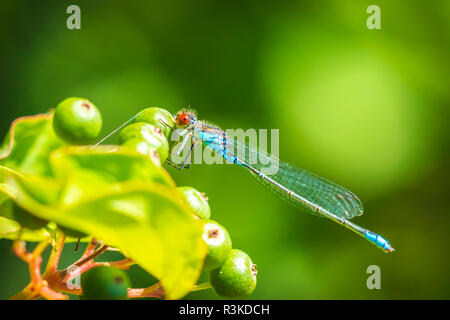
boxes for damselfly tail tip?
[386,247,395,253]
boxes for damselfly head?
[175,111,197,127]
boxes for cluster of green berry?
[9,97,257,299]
[6,97,103,238]
[178,186,257,298]
[81,185,258,299]
[95,99,258,299]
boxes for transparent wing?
[225,138,364,219]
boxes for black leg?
[180,142,195,169]
[165,159,186,170]
[165,142,194,170]
[165,159,191,170]
[158,118,174,130]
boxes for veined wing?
[225,138,364,220]
[197,127,393,252]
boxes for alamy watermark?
[170,128,280,175]
[66,5,81,30]
[64,265,81,290]
[366,5,381,30]
[366,265,381,289]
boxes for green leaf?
[0,166,15,206]
[61,186,206,300]
[0,111,65,176]
[0,113,207,299]
[0,223,53,242]
[0,219,83,243]
[0,216,20,237]
[50,145,175,186]
[0,166,72,242]
[8,175,206,299]
[0,145,206,299]
[49,145,176,207]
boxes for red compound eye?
[177,113,190,125]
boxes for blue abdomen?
[364,231,392,252]
[198,131,239,164]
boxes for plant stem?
[128,283,164,299]
[73,244,109,269]
[61,244,108,283]
[79,237,98,259]
[44,232,66,274]
[98,257,135,269]
[125,281,211,300]
[10,238,69,300]
[10,235,142,300]
[9,284,37,300]
[191,282,212,292]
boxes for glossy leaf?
[0,113,207,299]
[7,174,206,299]
[0,216,20,237]
[0,112,65,176]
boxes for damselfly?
[168,110,394,253]
[95,109,394,253]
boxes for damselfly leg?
[157,118,174,130]
[165,141,194,170]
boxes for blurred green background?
[0,0,449,299]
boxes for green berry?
[202,220,232,270]
[209,249,257,298]
[121,138,161,166]
[58,225,87,239]
[9,201,48,230]
[118,122,169,162]
[53,97,102,145]
[134,107,175,138]
[81,266,130,300]
[177,186,211,220]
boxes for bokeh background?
[0,0,449,299]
